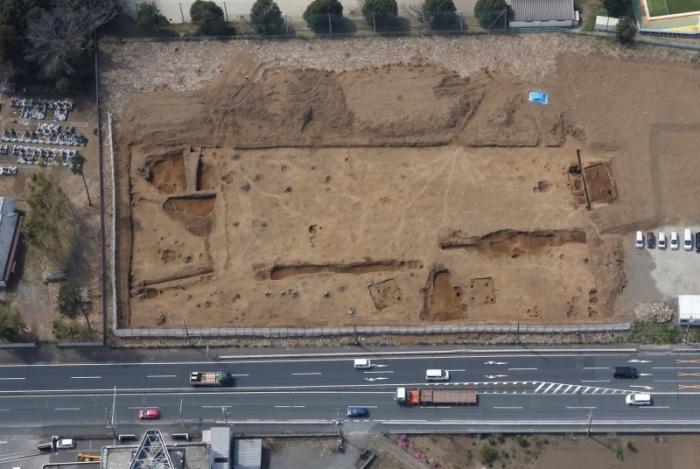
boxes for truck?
[190,371,234,387]
[396,387,477,406]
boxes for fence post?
[460,11,464,32]
[504,7,508,29]
[373,13,376,31]
[284,16,289,36]
[328,13,333,35]
[223,2,229,22]
[179,2,185,23]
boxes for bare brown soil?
[106,36,700,330]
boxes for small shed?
[508,0,578,27]
[594,15,619,32]
[678,295,700,326]
[203,427,231,469]
[234,439,262,469]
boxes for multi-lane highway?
[2,347,700,435]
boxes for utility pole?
[110,385,117,427]
[587,410,593,436]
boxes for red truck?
[396,386,478,406]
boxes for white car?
[55,438,75,449]
[670,231,679,250]
[425,369,450,381]
[658,232,666,249]
[635,231,644,249]
[625,393,652,406]
[684,229,693,251]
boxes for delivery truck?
[396,386,477,406]
[190,371,234,386]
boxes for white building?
[679,295,700,326]
[508,0,578,28]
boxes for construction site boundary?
[113,323,630,338]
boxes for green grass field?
[647,0,700,17]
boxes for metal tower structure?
[128,429,175,469]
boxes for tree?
[136,2,169,32]
[423,0,458,29]
[251,0,284,35]
[0,25,21,63]
[0,0,38,32]
[0,306,22,342]
[480,444,499,465]
[362,0,398,29]
[303,0,343,33]
[57,282,82,319]
[25,0,118,85]
[603,0,629,17]
[69,153,91,207]
[615,16,636,44]
[474,0,508,28]
[190,0,231,35]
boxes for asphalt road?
[2,347,700,436]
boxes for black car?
[646,232,656,249]
[695,232,700,253]
[613,366,638,379]
[346,406,369,418]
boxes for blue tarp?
[528,91,549,105]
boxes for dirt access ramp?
[113,46,700,330]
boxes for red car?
[137,407,160,420]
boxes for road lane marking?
[678,372,700,377]
[291,372,322,376]
[542,383,556,393]
[70,376,101,379]
[274,405,306,408]
[54,407,80,411]
[582,367,609,370]
[230,374,249,377]
[493,406,523,410]
[347,405,379,408]
[534,383,546,392]
[566,406,596,409]
[147,375,176,378]
[581,380,610,383]
[641,406,670,409]
[201,405,231,409]
[0,409,9,412]
[508,368,538,371]
[446,369,466,372]
[0,378,25,381]
[653,366,700,370]
[363,371,394,374]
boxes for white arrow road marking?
[373,364,389,368]
[628,359,651,363]
[484,361,507,365]
[630,385,654,390]
[364,377,389,382]
[485,374,508,379]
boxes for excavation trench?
[440,229,586,257]
[268,260,421,280]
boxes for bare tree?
[25,0,118,80]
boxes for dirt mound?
[440,229,586,257]
[162,193,216,236]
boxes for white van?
[684,229,693,251]
[425,369,450,381]
[353,359,372,369]
[625,393,652,406]
[658,232,666,249]
[635,231,644,249]
[670,231,679,250]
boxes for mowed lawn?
[648,0,700,16]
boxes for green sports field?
[647,0,700,17]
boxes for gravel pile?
[634,302,675,323]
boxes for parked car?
[613,366,638,379]
[658,232,666,249]
[346,407,369,418]
[625,393,652,406]
[646,232,656,249]
[670,231,679,250]
[635,231,644,249]
[137,407,160,420]
[55,438,75,450]
[685,229,694,251]
[695,232,700,253]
